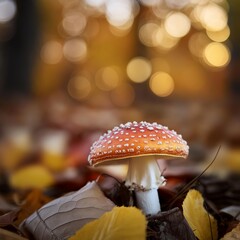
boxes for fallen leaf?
[220,206,240,221]
[69,206,147,240]
[41,152,66,172]
[0,228,28,240]
[15,189,51,226]
[147,207,196,240]
[0,143,30,171]
[20,181,115,240]
[97,174,132,206]
[182,189,218,240]
[0,209,19,227]
[9,165,54,190]
[0,195,18,213]
[220,223,240,240]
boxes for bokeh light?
[154,26,179,50]
[140,0,161,7]
[67,76,92,100]
[203,42,230,68]
[62,11,87,37]
[109,17,134,36]
[63,39,87,62]
[105,0,134,27]
[188,32,210,57]
[139,22,159,47]
[164,12,191,38]
[165,0,191,9]
[127,57,152,83]
[41,41,63,64]
[0,0,16,23]
[95,66,120,91]
[206,26,230,42]
[199,3,228,31]
[149,72,175,97]
[84,0,105,8]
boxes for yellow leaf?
[41,152,66,171]
[68,207,147,240]
[182,189,218,240]
[9,165,54,190]
[0,145,29,171]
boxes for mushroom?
[88,121,189,215]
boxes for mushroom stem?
[135,189,161,215]
[125,156,165,215]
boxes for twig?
[168,145,221,208]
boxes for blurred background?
[0,0,239,193]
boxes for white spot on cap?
[128,148,135,152]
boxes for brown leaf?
[0,228,28,240]
[0,196,17,213]
[0,210,20,227]
[97,174,132,206]
[147,207,196,240]
[221,223,240,240]
[15,190,51,226]
[20,181,115,240]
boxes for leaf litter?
[0,146,240,239]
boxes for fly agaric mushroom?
[88,121,189,215]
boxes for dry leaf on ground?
[69,206,147,240]
[15,189,51,226]
[0,228,28,240]
[20,181,115,240]
[182,189,218,240]
[9,165,54,189]
[147,207,196,239]
[220,223,240,239]
[0,196,18,213]
[0,209,20,227]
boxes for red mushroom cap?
[88,121,189,166]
